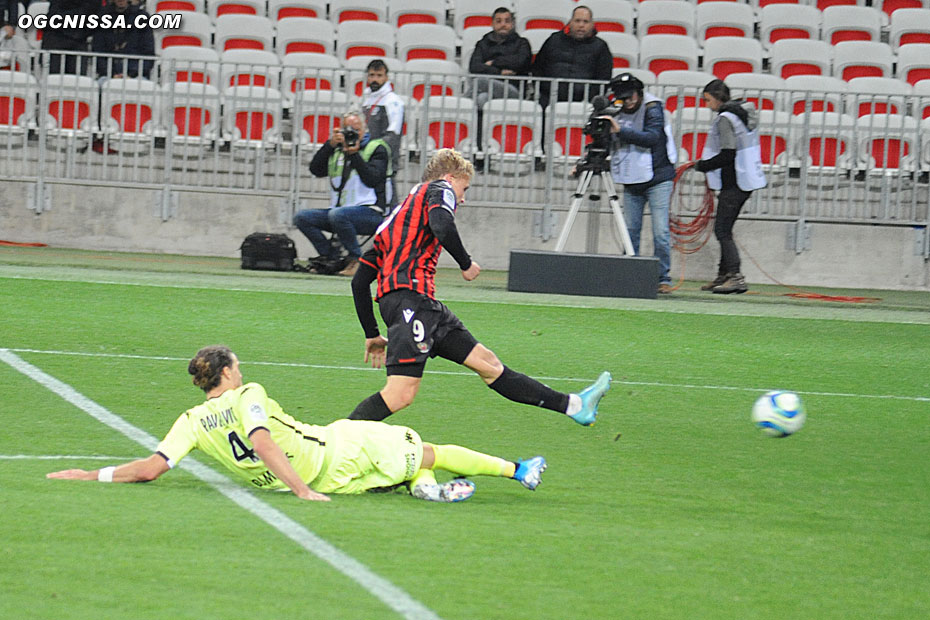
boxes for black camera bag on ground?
[240,233,297,271]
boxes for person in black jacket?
[531,5,613,107]
[466,7,531,107]
[1,0,18,41]
[92,0,155,80]
[42,0,100,74]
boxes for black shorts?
[377,290,479,377]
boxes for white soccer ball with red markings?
[752,391,806,437]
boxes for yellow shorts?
[310,419,423,494]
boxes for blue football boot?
[513,456,547,490]
[568,371,612,426]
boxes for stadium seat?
[214,15,275,52]
[419,95,477,154]
[209,0,266,20]
[856,113,920,171]
[389,0,444,28]
[147,0,204,15]
[756,110,793,171]
[915,80,930,118]
[523,29,552,61]
[656,69,714,112]
[791,111,856,173]
[404,59,463,101]
[43,74,98,146]
[267,0,328,21]
[671,106,713,162]
[821,6,882,45]
[639,34,700,75]
[617,68,658,88]
[845,77,912,116]
[0,70,38,142]
[460,27,490,70]
[220,49,281,88]
[396,24,457,62]
[154,10,212,50]
[24,1,49,49]
[784,74,847,114]
[832,41,894,81]
[336,21,396,61]
[813,0,859,11]
[548,101,592,159]
[770,39,832,78]
[586,0,635,33]
[329,0,387,24]
[701,36,763,80]
[752,0,809,10]
[275,17,335,57]
[158,45,221,86]
[222,85,283,148]
[291,89,349,148]
[871,0,929,19]
[896,44,930,85]
[726,73,788,111]
[637,1,696,38]
[161,82,222,154]
[344,55,403,95]
[453,0,501,34]
[515,0,572,32]
[482,98,543,172]
[281,53,341,105]
[99,78,160,154]
[695,2,755,44]
[599,32,638,70]
[759,4,822,51]
[889,9,930,49]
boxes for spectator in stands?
[92,0,156,80]
[695,79,767,295]
[466,7,532,108]
[42,0,100,74]
[361,58,404,204]
[293,110,391,277]
[1,0,18,41]
[604,73,677,295]
[531,5,612,107]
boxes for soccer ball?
[751,390,806,437]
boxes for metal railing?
[2,50,928,246]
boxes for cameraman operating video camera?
[605,73,678,294]
[294,110,392,277]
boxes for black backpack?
[239,233,297,271]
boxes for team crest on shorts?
[417,342,430,353]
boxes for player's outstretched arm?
[47,454,170,483]
[249,429,330,502]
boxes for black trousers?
[714,187,752,275]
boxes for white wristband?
[98,466,115,482]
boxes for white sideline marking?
[0,349,441,620]
[7,347,930,403]
[0,454,134,460]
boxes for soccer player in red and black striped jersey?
[349,149,612,425]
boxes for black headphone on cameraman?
[609,73,645,102]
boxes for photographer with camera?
[601,73,678,294]
[293,111,391,277]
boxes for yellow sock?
[431,444,513,478]
[409,468,437,489]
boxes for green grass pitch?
[1,248,928,620]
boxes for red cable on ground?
[668,163,879,303]
[0,240,48,247]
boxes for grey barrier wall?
[1,51,929,289]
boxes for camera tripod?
[554,155,635,256]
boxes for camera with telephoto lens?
[341,126,360,147]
